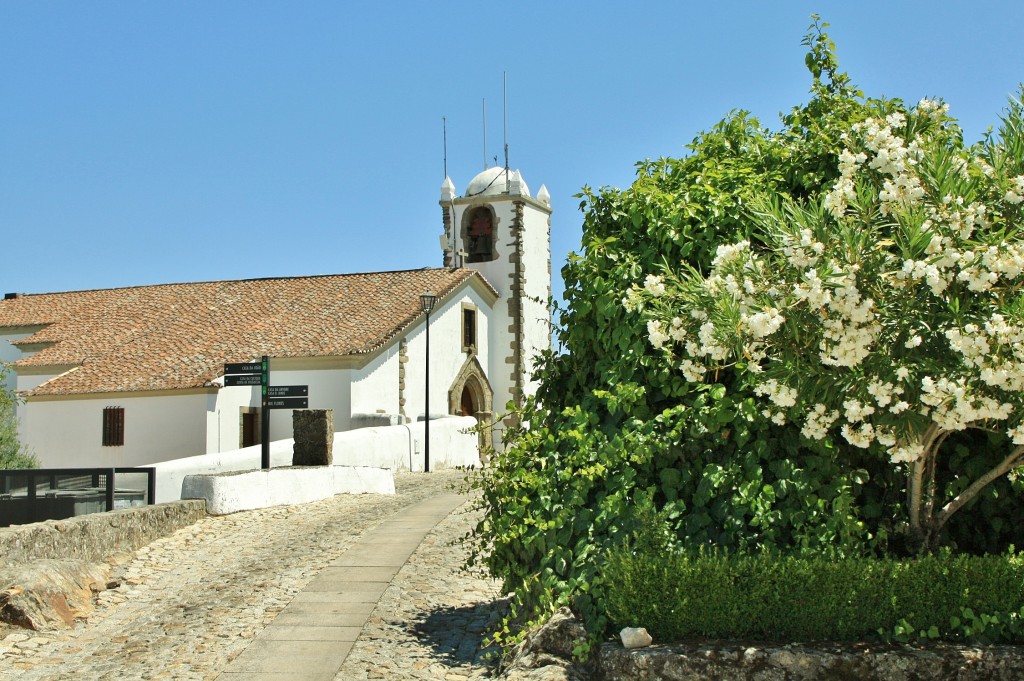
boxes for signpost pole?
[260,355,270,470]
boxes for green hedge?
[603,546,1024,643]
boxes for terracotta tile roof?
[0,268,492,396]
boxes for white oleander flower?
[644,274,666,297]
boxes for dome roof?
[465,167,530,198]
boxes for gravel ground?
[0,470,506,681]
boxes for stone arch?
[448,355,494,457]
[461,205,498,263]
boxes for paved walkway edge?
[216,493,469,680]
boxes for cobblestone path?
[0,470,505,680]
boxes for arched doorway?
[448,356,494,459]
[460,384,475,416]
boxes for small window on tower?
[463,306,477,352]
[102,407,125,447]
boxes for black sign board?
[267,385,308,398]
[225,361,262,375]
[224,374,263,387]
[267,397,309,409]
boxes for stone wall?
[499,608,1024,681]
[0,500,207,566]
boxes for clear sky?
[2,2,1022,307]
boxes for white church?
[0,166,552,470]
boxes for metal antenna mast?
[503,71,510,192]
[482,98,487,170]
[442,116,447,178]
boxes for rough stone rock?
[497,607,593,681]
[0,559,110,630]
[292,409,334,466]
[620,627,653,649]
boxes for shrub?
[468,15,1024,652]
[604,540,1024,643]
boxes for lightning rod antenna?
[482,98,487,170]
[503,71,510,192]
[442,116,447,179]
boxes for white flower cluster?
[841,422,876,448]
[818,273,880,367]
[889,442,925,464]
[631,100,1024,476]
[1004,175,1024,205]
[624,273,670,313]
[647,319,669,349]
[781,228,826,268]
[622,286,643,313]
[754,379,797,408]
[825,115,926,219]
[919,374,1014,431]
[644,274,666,297]
[866,379,905,409]
[792,268,831,308]
[946,316,1024,392]
[679,358,706,383]
[824,148,865,218]
[742,307,785,339]
[711,241,750,268]
[892,205,1022,298]
[843,398,875,421]
[695,321,730,361]
[916,98,949,122]
[801,403,839,440]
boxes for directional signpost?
[266,385,308,410]
[222,357,310,470]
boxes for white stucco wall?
[206,385,259,454]
[0,331,34,393]
[401,289,492,423]
[23,392,211,469]
[520,203,553,396]
[262,365,352,437]
[150,415,479,503]
[181,466,396,515]
[350,345,400,419]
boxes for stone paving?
[0,470,506,680]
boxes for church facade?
[0,167,551,469]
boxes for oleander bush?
[467,15,1024,653]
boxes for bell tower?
[440,167,552,437]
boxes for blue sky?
[2,2,1022,308]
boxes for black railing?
[0,467,156,528]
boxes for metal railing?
[0,467,156,527]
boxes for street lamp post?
[420,292,437,473]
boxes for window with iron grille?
[102,407,124,446]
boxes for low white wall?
[148,415,480,503]
[149,440,297,504]
[181,466,396,515]
[332,416,479,472]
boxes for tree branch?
[937,444,1024,529]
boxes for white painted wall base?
[149,416,481,503]
[181,465,396,515]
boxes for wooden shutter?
[103,407,125,446]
